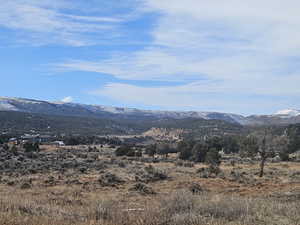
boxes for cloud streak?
[91,82,296,115]
[0,0,136,46]
[42,1,300,113]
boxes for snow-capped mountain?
[274,109,300,118]
[0,97,247,124]
[0,97,299,125]
[0,101,19,111]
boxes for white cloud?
[93,83,220,109]
[145,0,300,55]
[0,1,134,46]
[61,96,73,103]
[56,0,300,112]
[57,49,204,81]
[57,0,300,77]
[91,75,300,114]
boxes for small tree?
[145,144,156,158]
[249,132,275,178]
[222,136,239,154]
[273,135,290,161]
[157,143,173,158]
[286,124,300,153]
[65,137,80,146]
[178,141,193,160]
[279,151,290,161]
[205,148,221,166]
[115,145,133,157]
[0,135,10,144]
[257,133,271,178]
[205,148,221,175]
[239,136,259,158]
[191,142,209,162]
[126,148,137,157]
[10,144,19,155]
[206,136,223,151]
[240,132,278,178]
[24,142,40,153]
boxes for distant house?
[8,138,18,145]
[52,141,65,147]
[39,135,53,143]
[21,134,40,143]
[20,134,55,143]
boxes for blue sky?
[1,0,300,115]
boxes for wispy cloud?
[51,1,300,113]
[0,0,136,46]
[91,76,300,114]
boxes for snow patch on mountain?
[0,101,19,111]
[1,96,300,125]
[274,109,300,118]
[0,97,249,124]
[0,97,43,105]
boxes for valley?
[0,97,300,225]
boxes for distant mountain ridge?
[274,109,300,118]
[0,97,299,126]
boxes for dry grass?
[1,147,300,225]
[0,187,299,225]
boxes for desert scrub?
[1,189,300,225]
[135,165,168,183]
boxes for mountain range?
[0,97,300,126]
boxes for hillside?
[0,97,250,124]
[1,97,300,126]
[0,111,244,136]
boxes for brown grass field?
[0,145,300,225]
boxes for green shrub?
[205,148,221,166]
[23,142,40,153]
[279,151,290,161]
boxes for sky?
[1,0,300,115]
